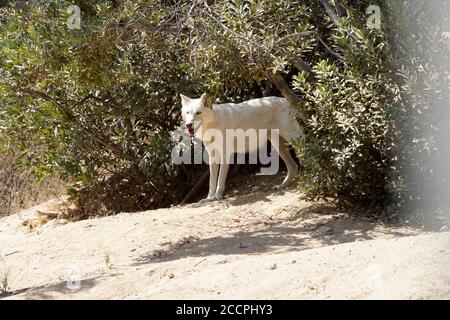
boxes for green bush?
[0,0,197,213]
[0,0,446,216]
[289,0,399,207]
[382,0,450,224]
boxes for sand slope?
[1,185,449,299]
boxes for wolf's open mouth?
[188,127,195,136]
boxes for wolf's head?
[180,93,213,137]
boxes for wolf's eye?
[196,111,202,115]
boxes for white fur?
[180,93,301,201]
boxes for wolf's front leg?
[207,161,219,201]
[215,163,230,200]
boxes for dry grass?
[0,153,66,217]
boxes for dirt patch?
[0,173,449,299]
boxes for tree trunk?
[266,72,309,136]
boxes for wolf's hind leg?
[215,159,230,200]
[269,136,298,189]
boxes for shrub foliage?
[0,0,447,214]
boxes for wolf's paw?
[271,184,282,191]
[206,194,217,201]
[205,194,224,201]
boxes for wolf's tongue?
[188,127,195,136]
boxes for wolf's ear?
[200,93,212,108]
[180,94,191,106]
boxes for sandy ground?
[0,174,449,299]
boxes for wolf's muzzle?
[186,123,195,137]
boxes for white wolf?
[180,93,301,201]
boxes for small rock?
[318,225,333,234]
[239,243,249,249]
[168,273,175,279]
[269,263,277,270]
[291,260,296,264]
